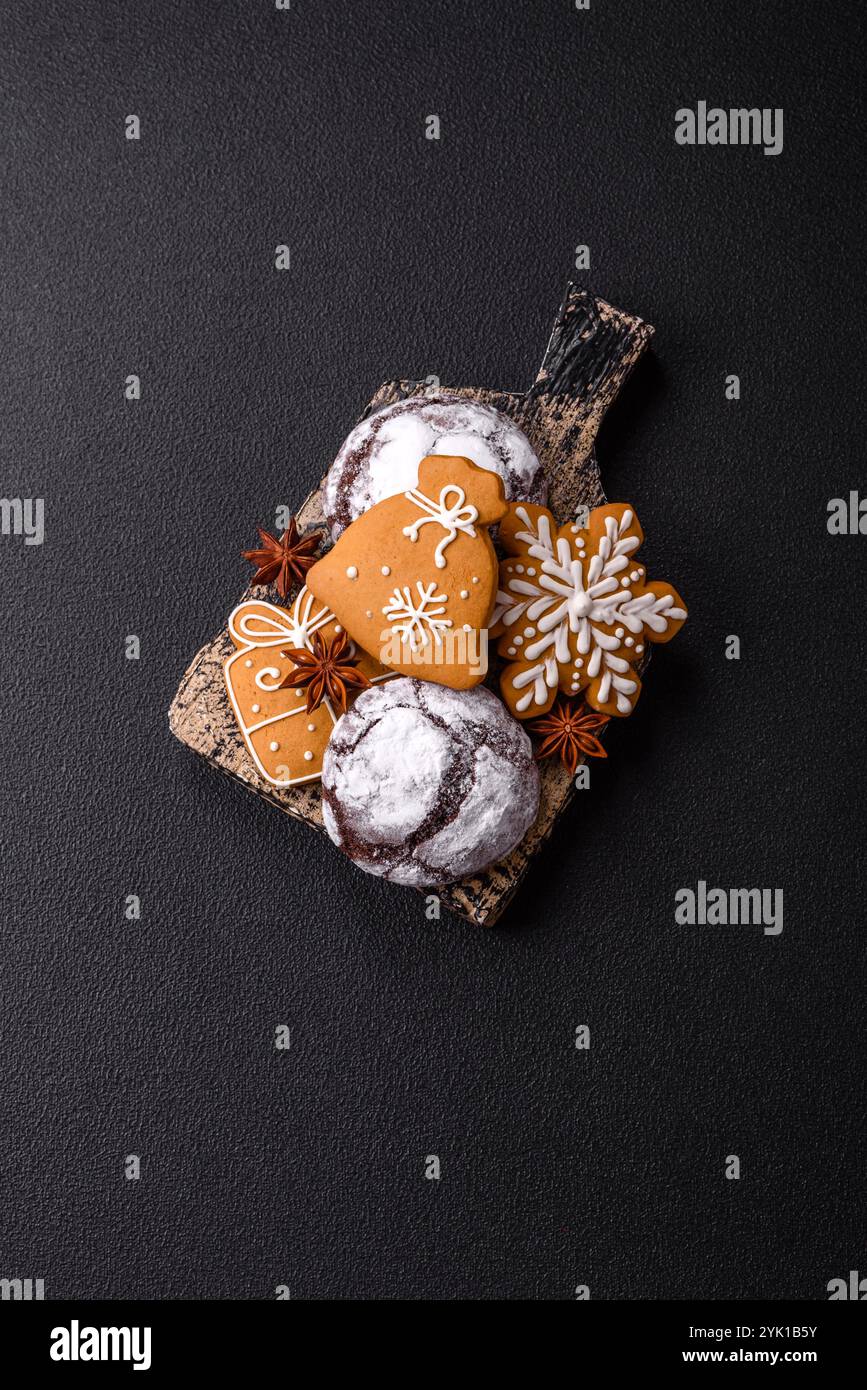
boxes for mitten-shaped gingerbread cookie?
[306,454,507,690]
[492,502,687,718]
[224,590,394,787]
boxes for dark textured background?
[1,0,864,1301]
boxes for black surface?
[1,0,864,1301]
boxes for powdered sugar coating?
[323,394,547,540]
[321,677,540,887]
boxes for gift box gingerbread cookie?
[224,590,395,788]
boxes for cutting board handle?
[530,281,653,420]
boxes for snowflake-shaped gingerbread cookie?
[492,502,687,719]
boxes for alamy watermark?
[827,1269,867,1299]
[1,497,44,545]
[378,623,488,678]
[1,1276,45,1300]
[675,103,783,156]
[675,881,783,935]
[50,1322,151,1371]
[827,491,867,534]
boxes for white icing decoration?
[269,741,279,752]
[496,506,685,715]
[229,588,329,651]
[381,565,390,575]
[244,658,253,668]
[304,751,313,761]
[346,566,358,578]
[460,589,469,599]
[402,484,478,568]
[255,665,282,691]
[383,581,452,651]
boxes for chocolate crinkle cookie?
[322,677,541,887]
[323,393,547,539]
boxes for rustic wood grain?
[169,283,654,925]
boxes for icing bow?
[402,484,479,568]
[228,589,334,650]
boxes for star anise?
[242,518,321,598]
[280,630,371,714]
[528,697,610,775]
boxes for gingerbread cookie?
[493,502,687,718]
[322,677,541,886]
[323,393,547,539]
[306,454,508,690]
[224,589,393,787]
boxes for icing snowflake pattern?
[383,580,452,651]
[492,502,687,718]
[402,484,478,568]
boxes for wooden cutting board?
[168,282,654,925]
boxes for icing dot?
[381,565,390,575]
[624,636,635,648]
[631,569,642,581]
[573,657,582,667]
[526,567,536,576]
[463,623,471,631]
[244,658,253,668]
[514,635,524,646]
[472,576,479,584]
[334,624,343,633]
[636,645,644,654]
[460,589,469,599]
[523,626,535,638]
[303,750,313,762]
[295,688,303,697]
[307,722,316,732]
[251,703,261,713]
[507,647,516,656]
[571,524,580,533]
[365,610,373,619]
[615,627,624,638]
[620,577,631,587]
[269,741,279,752]
[515,564,524,573]
[346,566,358,579]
